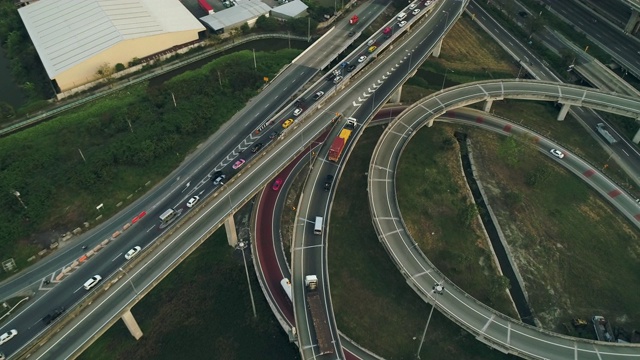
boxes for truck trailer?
[595,123,617,144]
[328,117,357,162]
[198,0,214,14]
[305,275,334,355]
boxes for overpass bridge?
[368,79,640,360]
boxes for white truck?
[305,275,333,355]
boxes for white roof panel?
[19,0,205,78]
[200,1,272,31]
[272,0,308,17]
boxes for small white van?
[314,216,323,235]
[83,275,102,290]
[397,12,407,21]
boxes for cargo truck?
[328,117,357,162]
[198,0,214,14]
[595,123,617,144]
[349,15,359,25]
[305,275,334,355]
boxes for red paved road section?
[475,116,484,123]
[503,124,512,133]
[583,169,596,178]
[608,189,622,198]
[635,214,640,221]
[254,126,363,359]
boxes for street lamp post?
[416,283,445,358]
[441,68,453,91]
[11,190,27,209]
[239,242,257,318]
[120,267,139,295]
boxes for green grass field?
[328,126,516,360]
[467,127,640,332]
[80,229,300,360]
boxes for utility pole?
[252,48,257,70]
[11,190,27,209]
[78,148,86,163]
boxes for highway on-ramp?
[367,81,640,359]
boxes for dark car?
[269,131,280,140]
[211,171,225,186]
[251,142,264,153]
[348,31,355,37]
[42,306,66,325]
[346,64,356,72]
[326,72,336,81]
[324,174,334,191]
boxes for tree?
[240,23,251,35]
[95,62,114,81]
[0,102,15,119]
[255,15,280,32]
[114,63,126,72]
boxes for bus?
[313,216,323,235]
[280,278,292,302]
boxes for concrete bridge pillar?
[483,99,493,112]
[432,40,443,58]
[225,215,238,247]
[121,310,143,340]
[633,127,640,144]
[426,117,435,127]
[625,9,640,34]
[557,103,571,121]
[389,85,403,104]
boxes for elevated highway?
[368,80,640,359]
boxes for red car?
[272,178,283,191]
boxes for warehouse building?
[271,0,308,20]
[19,0,206,95]
[199,1,271,34]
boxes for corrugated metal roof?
[199,1,271,31]
[272,0,308,18]
[19,0,205,78]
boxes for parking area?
[180,0,281,17]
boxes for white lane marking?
[112,253,123,262]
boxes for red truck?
[198,0,214,14]
[349,15,359,25]
[328,117,357,162]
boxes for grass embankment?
[328,126,516,360]
[396,125,517,317]
[489,100,639,198]
[0,49,300,278]
[402,16,518,102]
[80,229,300,360]
[467,127,640,333]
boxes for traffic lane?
[255,139,328,325]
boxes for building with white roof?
[19,0,206,93]
[271,0,308,20]
[199,1,271,34]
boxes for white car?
[186,196,200,208]
[408,3,417,9]
[312,91,324,100]
[358,55,367,63]
[0,329,17,345]
[125,246,142,260]
[412,8,421,15]
[83,275,102,290]
[333,76,343,84]
[549,149,565,159]
[293,107,303,116]
[398,20,408,27]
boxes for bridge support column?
[121,310,143,340]
[432,39,443,58]
[225,215,238,247]
[483,99,493,112]
[557,103,570,121]
[633,128,640,144]
[389,85,402,104]
[625,9,640,34]
[426,117,435,127]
